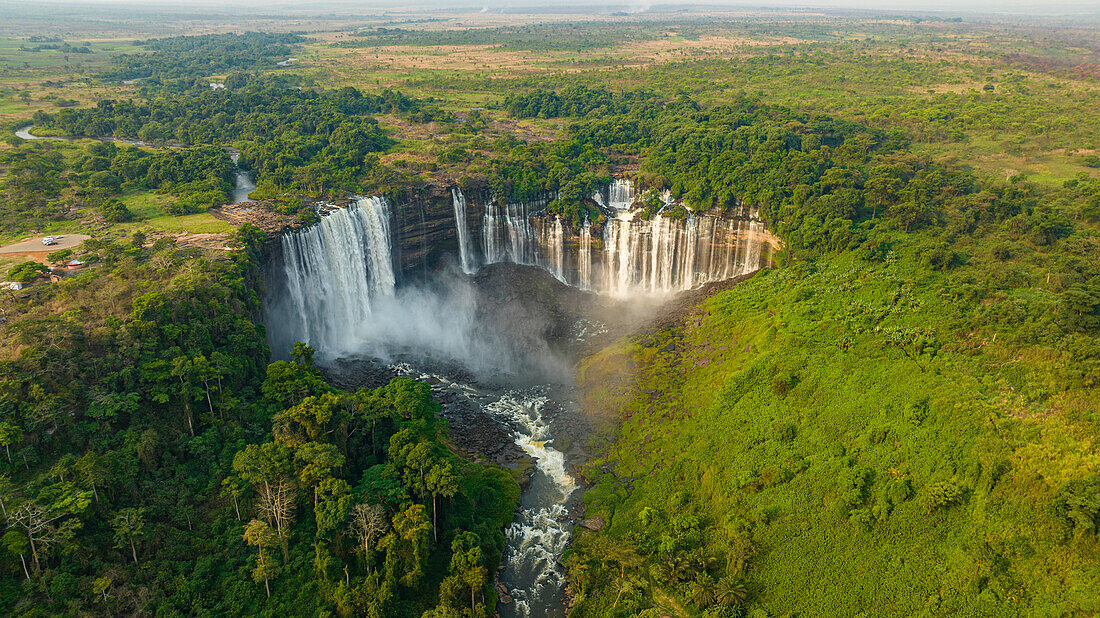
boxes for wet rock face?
[389,186,488,281]
[321,356,531,474]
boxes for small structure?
[1,281,23,291]
[66,260,86,270]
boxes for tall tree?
[243,519,280,598]
[111,507,145,564]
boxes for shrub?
[98,198,133,222]
[7,261,49,282]
[1048,477,1100,539]
[770,373,795,395]
[921,480,965,512]
[166,190,224,215]
[47,248,73,264]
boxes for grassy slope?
[575,241,1100,615]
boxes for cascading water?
[607,178,635,211]
[276,196,394,356]
[542,217,566,282]
[229,153,257,203]
[452,189,477,274]
[484,181,769,296]
[389,370,577,618]
[267,180,774,618]
[578,222,592,291]
[490,392,575,618]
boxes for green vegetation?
[4,261,47,282]
[31,83,416,196]
[103,32,303,82]
[1,139,234,232]
[0,228,518,615]
[566,126,1100,617]
[1,8,1099,617]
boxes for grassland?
[295,15,1100,187]
[572,235,1100,615]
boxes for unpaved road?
[0,235,90,262]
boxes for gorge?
[263,180,777,617]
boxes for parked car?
[42,236,56,246]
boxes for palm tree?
[716,576,748,608]
[689,572,718,610]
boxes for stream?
[391,365,577,617]
[16,124,256,203]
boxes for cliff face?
[387,184,488,281]
[255,179,782,291]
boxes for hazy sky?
[6,0,1100,16]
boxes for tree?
[292,342,315,367]
[274,393,343,447]
[295,442,345,508]
[74,452,106,502]
[689,572,718,610]
[243,519,280,598]
[111,507,145,564]
[256,479,297,561]
[425,461,459,541]
[6,261,48,283]
[314,477,353,539]
[2,529,31,579]
[221,476,247,521]
[233,442,296,560]
[391,504,431,587]
[0,422,20,463]
[5,483,91,573]
[449,531,486,615]
[0,475,14,516]
[348,502,389,574]
[716,577,748,608]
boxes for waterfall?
[452,189,476,274]
[469,181,768,297]
[484,200,537,266]
[505,203,534,264]
[277,196,394,354]
[607,178,635,211]
[578,222,592,290]
[544,217,565,282]
[598,208,765,297]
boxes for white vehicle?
[42,236,56,246]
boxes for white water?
[481,180,768,297]
[542,217,565,282]
[393,363,576,618]
[608,178,635,211]
[267,180,772,616]
[375,283,587,618]
[277,196,394,355]
[488,392,575,618]
[578,222,592,290]
[599,206,764,297]
[452,189,477,274]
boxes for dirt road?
[0,234,90,264]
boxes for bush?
[98,198,133,222]
[166,190,224,215]
[47,248,73,264]
[1049,477,1100,539]
[921,480,965,512]
[7,261,49,282]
